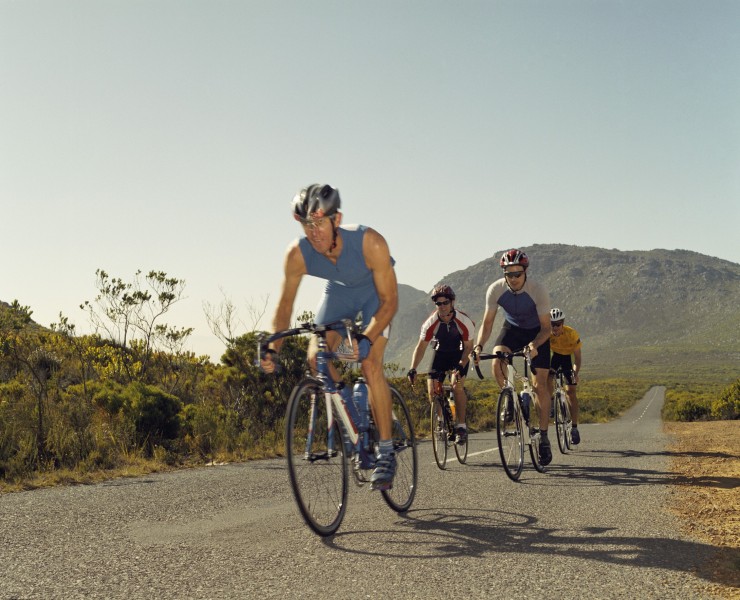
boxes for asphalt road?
[1,387,721,599]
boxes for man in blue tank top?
[261,183,399,490]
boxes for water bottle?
[337,381,352,405]
[449,397,457,422]
[353,380,369,432]
[520,391,531,424]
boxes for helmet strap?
[327,219,339,254]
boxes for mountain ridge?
[386,244,740,375]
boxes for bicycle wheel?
[381,386,418,513]
[528,394,546,473]
[563,394,573,451]
[453,393,468,464]
[554,390,568,454]
[285,378,348,536]
[430,396,448,470]
[496,388,524,481]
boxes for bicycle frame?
[260,318,418,535]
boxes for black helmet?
[500,248,529,269]
[292,184,341,221]
[431,284,456,301]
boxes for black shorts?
[550,353,577,385]
[430,350,469,381]
[494,322,551,372]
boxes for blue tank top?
[298,225,376,288]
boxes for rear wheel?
[430,396,448,470]
[496,388,524,481]
[286,379,348,536]
[380,386,418,513]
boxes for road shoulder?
[664,420,740,598]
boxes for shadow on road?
[323,506,735,589]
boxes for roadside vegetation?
[1,270,738,493]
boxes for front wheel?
[380,386,418,513]
[496,388,524,481]
[286,378,348,537]
[431,396,448,470]
[528,393,546,473]
[555,390,569,454]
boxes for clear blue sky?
[2,1,739,361]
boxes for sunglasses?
[504,271,525,279]
[551,321,564,327]
[434,300,451,306]
[300,216,332,230]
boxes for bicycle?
[475,350,546,481]
[552,366,573,453]
[425,371,468,470]
[258,319,418,537]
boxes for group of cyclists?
[261,183,583,490]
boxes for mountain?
[387,244,740,376]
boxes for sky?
[2,0,739,362]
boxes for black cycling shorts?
[550,353,577,385]
[429,350,469,381]
[494,322,551,372]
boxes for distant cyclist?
[548,308,583,444]
[259,183,399,490]
[407,284,476,445]
[472,249,553,466]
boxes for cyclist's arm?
[361,228,398,342]
[474,305,497,354]
[573,346,582,382]
[460,338,474,369]
[270,241,307,352]
[409,339,429,371]
[526,311,552,358]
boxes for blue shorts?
[315,281,391,338]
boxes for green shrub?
[712,378,739,420]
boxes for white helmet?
[550,308,564,322]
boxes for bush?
[712,378,740,420]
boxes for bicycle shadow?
[556,450,740,490]
[322,507,735,588]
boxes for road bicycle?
[552,366,573,454]
[259,319,418,536]
[425,371,468,469]
[475,350,546,481]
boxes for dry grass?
[665,421,740,598]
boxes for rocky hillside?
[387,245,740,375]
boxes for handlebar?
[472,349,531,380]
[256,319,368,366]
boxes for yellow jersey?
[550,325,582,356]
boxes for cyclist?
[260,183,399,490]
[548,308,583,444]
[472,249,554,466]
[407,284,476,445]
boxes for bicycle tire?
[285,378,348,537]
[496,388,524,481]
[528,393,546,473]
[431,395,448,470]
[380,386,418,513]
[454,433,469,464]
[555,390,568,454]
[563,394,573,451]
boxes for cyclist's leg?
[566,371,580,443]
[531,339,552,466]
[492,324,520,389]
